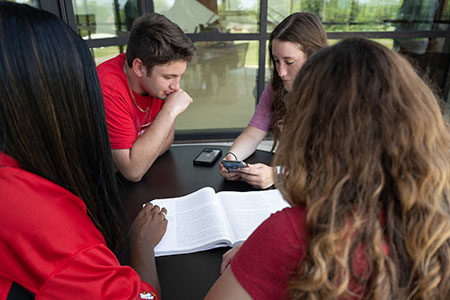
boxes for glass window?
[330,37,449,101]
[91,46,124,65]
[72,0,138,40]
[7,0,39,7]
[155,0,260,33]
[72,0,449,138]
[328,38,394,49]
[176,40,259,130]
[268,0,448,33]
[265,41,271,83]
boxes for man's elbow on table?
[112,149,152,182]
[120,169,145,183]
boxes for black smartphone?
[193,148,222,166]
[222,160,248,171]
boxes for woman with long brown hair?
[207,38,450,299]
[219,12,327,189]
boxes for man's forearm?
[115,109,176,181]
[159,125,174,156]
[131,109,175,162]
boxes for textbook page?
[152,187,232,256]
[218,189,289,243]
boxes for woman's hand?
[219,153,242,181]
[131,203,168,249]
[130,203,168,294]
[220,242,243,274]
[238,163,275,189]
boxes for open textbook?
[151,187,290,256]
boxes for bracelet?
[226,151,238,160]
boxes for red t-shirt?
[97,53,164,149]
[0,153,159,300]
[231,207,382,299]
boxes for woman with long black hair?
[0,3,166,299]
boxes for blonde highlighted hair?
[274,38,450,299]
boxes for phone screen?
[222,160,247,171]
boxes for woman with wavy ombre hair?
[277,38,450,299]
[207,38,450,299]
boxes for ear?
[131,58,146,78]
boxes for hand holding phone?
[222,160,248,172]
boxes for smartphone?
[222,160,248,171]
[193,148,222,166]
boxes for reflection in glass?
[72,0,138,40]
[176,41,259,130]
[330,37,449,107]
[393,0,439,54]
[7,0,39,7]
[267,0,449,33]
[155,0,259,33]
[265,41,271,84]
[328,38,394,49]
[91,46,124,65]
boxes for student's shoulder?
[0,163,89,217]
[262,79,274,95]
[250,206,307,248]
[268,206,307,226]
[97,53,125,73]
[0,163,105,248]
[97,57,128,98]
[260,207,308,249]
[97,54,126,85]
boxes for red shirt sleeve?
[230,207,308,300]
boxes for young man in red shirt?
[97,13,196,182]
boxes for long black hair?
[0,2,128,255]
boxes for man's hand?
[238,163,275,189]
[162,89,193,118]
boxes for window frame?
[41,0,450,141]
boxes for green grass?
[92,46,125,65]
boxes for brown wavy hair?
[269,12,327,151]
[274,38,450,299]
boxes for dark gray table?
[118,145,273,300]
